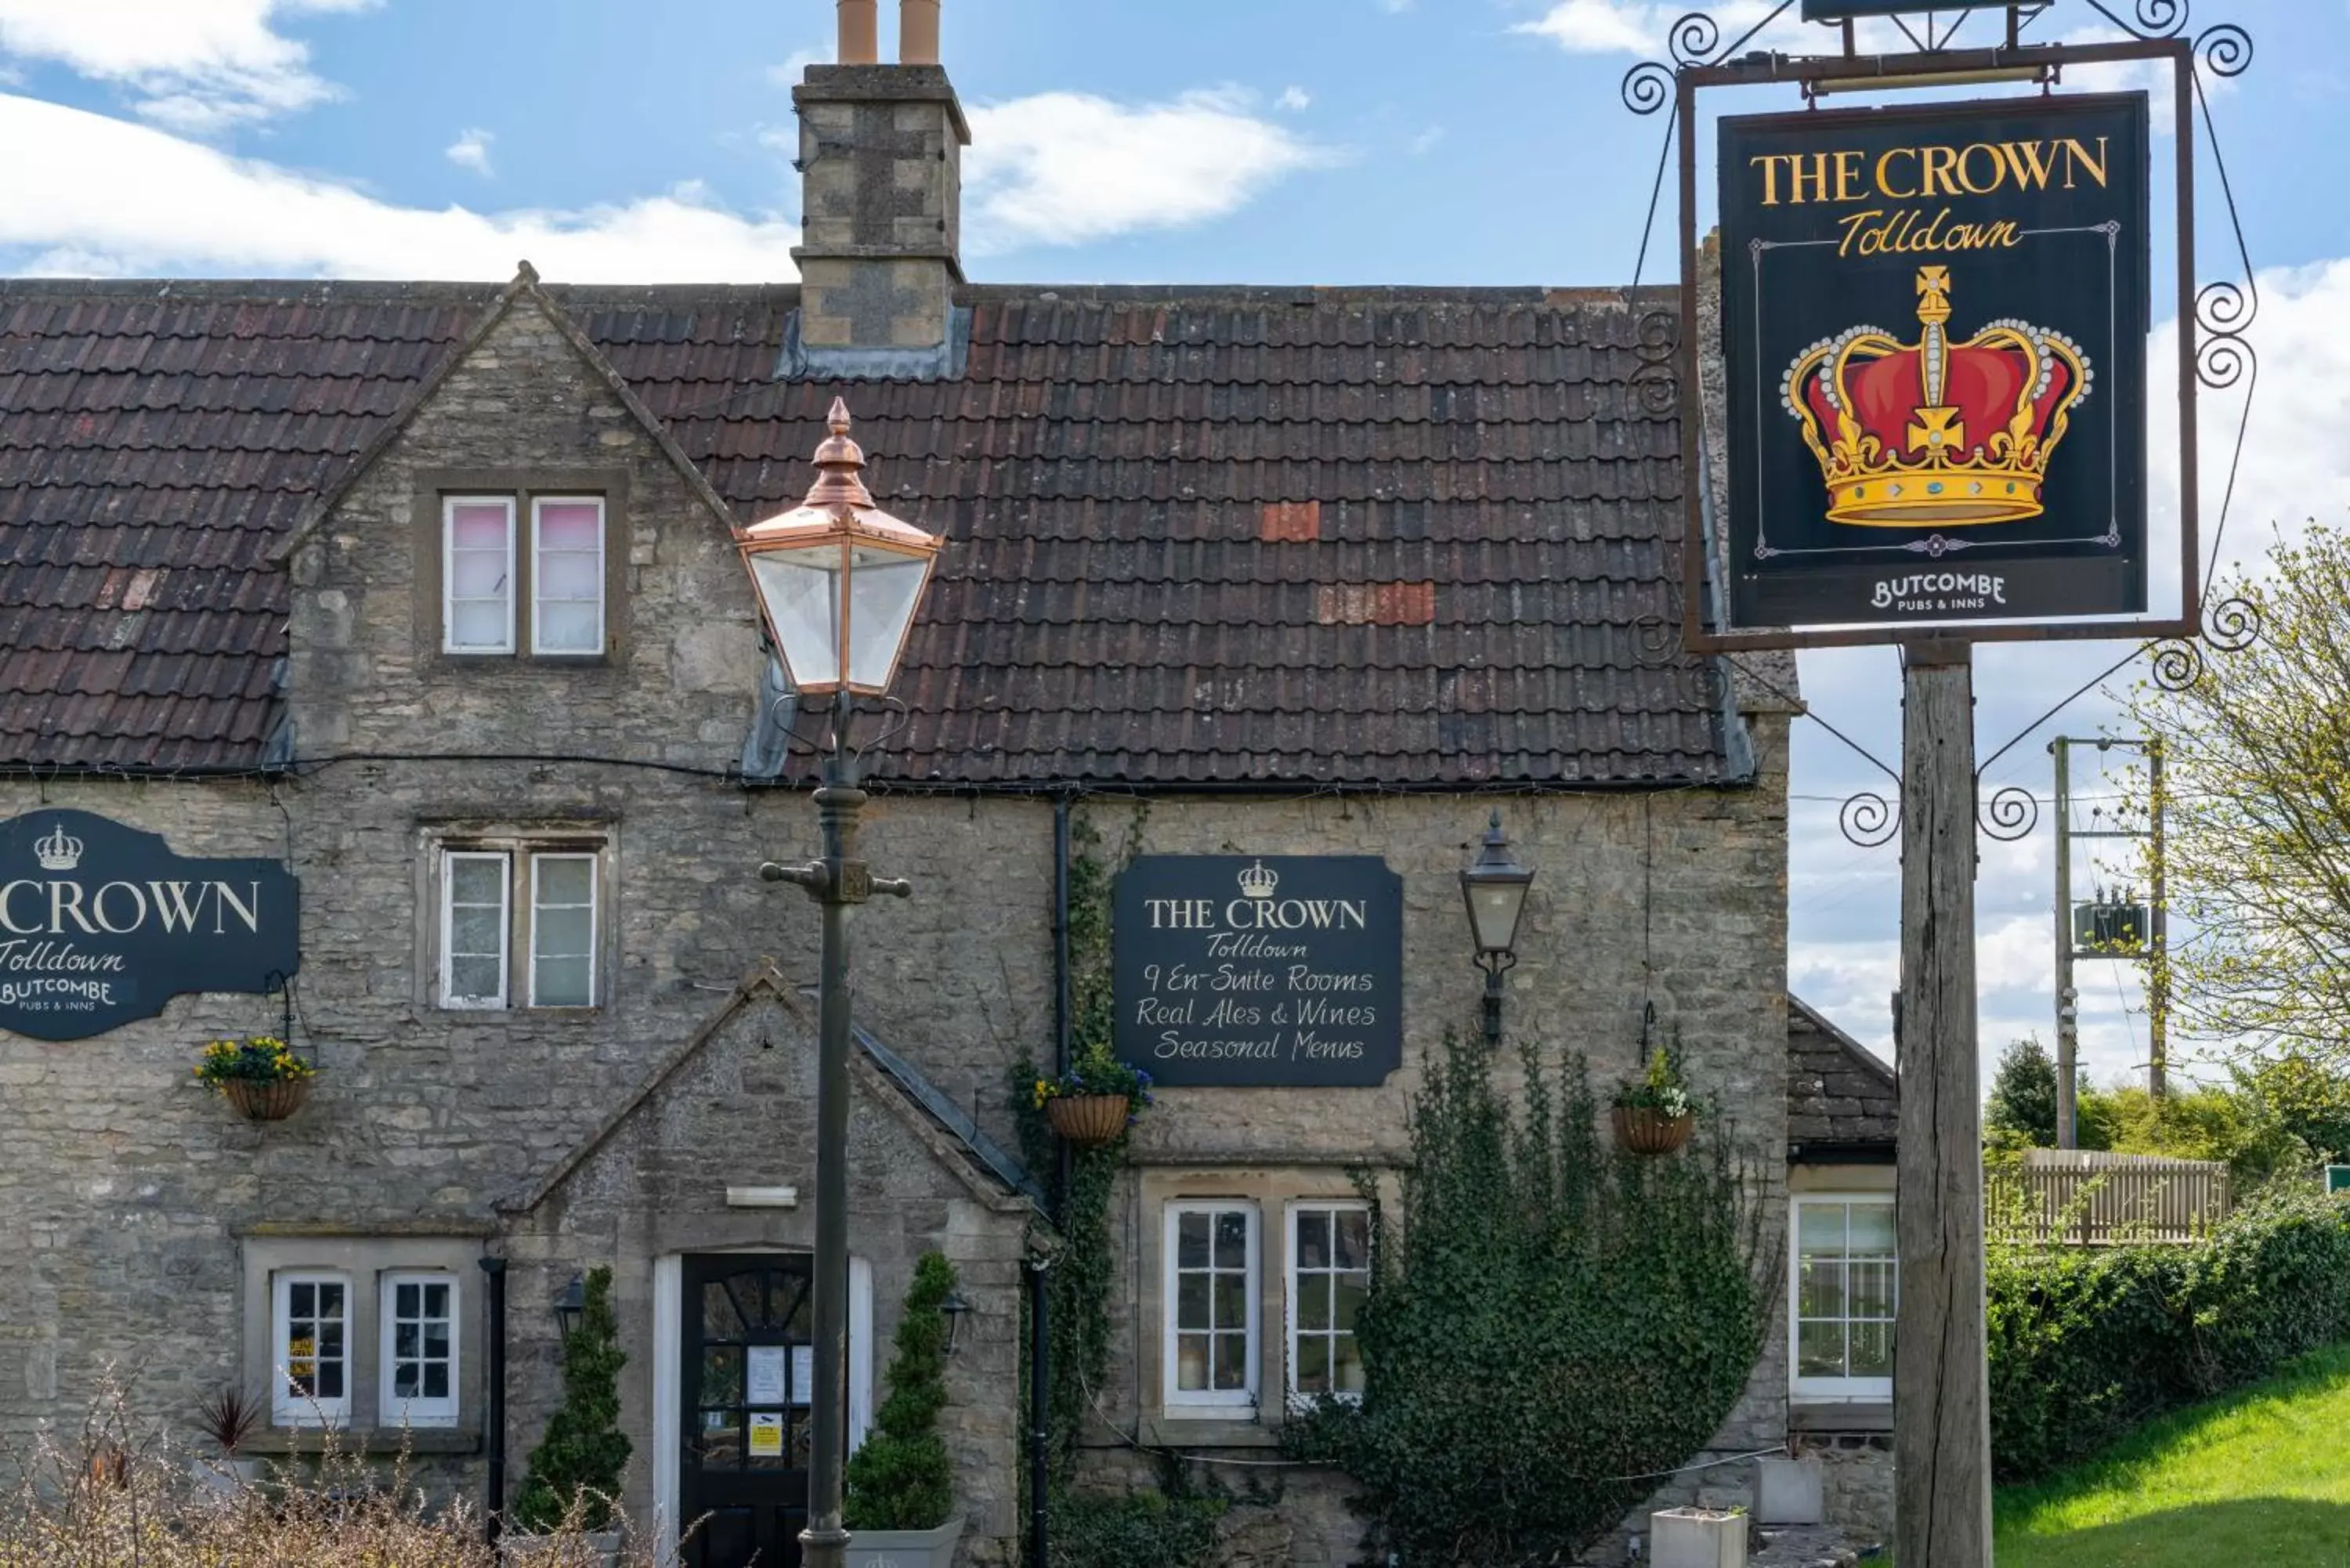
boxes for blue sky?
[0,0,2340,1086]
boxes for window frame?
[527,495,607,657]
[1161,1201,1260,1415]
[1788,1194,1899,1402]
[379,1271,461,1429]
[1285,1199,1371,1409]
[438,850,512,1010]
[271,1270,353,1428]
[440,496,518,656]
[527,851,600,1009]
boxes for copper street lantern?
[743,398,938,1568]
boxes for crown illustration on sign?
[1781,265,2092,528]
[33,822,82,871]
[1237,861,1279,899]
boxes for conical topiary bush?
[515,1266,631,1534]
[843,1251,956,1532]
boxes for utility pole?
[1894,638,1994,1568]
[2052,738,2079,1148]
[2050,735,2171,1130]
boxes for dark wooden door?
[681,1255,816,1568]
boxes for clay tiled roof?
[0,277,1734,787]
[1787,995,1900,1151]
[0,282,497,770]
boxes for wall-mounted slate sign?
[1112,855,1402,1087]
[1719,94,2152,631]
[0,810,300,1041]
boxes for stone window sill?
[1137,1415,1279,1449]
[243,1427,482,1457]
[1789,1400,1893,1434]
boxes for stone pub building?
[0,5,1899,1563]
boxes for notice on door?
[746,1346,786,1407]
[747,1412,783,1458]
[1112,854,1403,1086]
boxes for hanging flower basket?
[1046,1093,1133,1147]
[194,1035,317,1123]
[1611,1044,1697,1155]
[1034,1050,1152,1148]
[221,1075,313,1122]
[1611,1105,1695,1156]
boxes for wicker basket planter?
[1611,1106,1694,1156]
[222,1077,313,1123]
[1046,1093,1133,1147]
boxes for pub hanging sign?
[1719,93,2153,634]
[1113,855,1403,1087]
[0,810,300,1041]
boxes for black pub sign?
[0,810,300,1041]
[1719,94,2151,631]
[1113,855,1402,1087]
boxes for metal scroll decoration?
[1839,791,1900,849]
[1834,782,2040,849]
[1629,307,1679,416]
[1979,785,2041,843]
[1621,5,1795,117]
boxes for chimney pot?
[901,0,940,64]
[838,0,878,63]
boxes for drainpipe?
[1028,1256,1051,1568]
[1038,795,1075,1568]
[1052,793,1074,1198]
[479,1255,508,1541]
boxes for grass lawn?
[1979,1342,2350,1566]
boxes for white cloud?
[1511,1,1985,60]
[445,127,494,177]
[0,0,374,134]
[1278,85,1311,111]
[963,88,1331,251]
[0,92,800,282]
[765,45,826,87]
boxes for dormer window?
[439,493,606,657]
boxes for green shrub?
[1047,1487,1224,1568]
[844,1252,957,1532]
[1285,1032,1767,1566]
[516,1266,631,1533]
[1989,1188,2350,1481]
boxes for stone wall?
[501,981,1032,1564]
[1814,1436,1896,1543]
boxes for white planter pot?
[188,1456,262,1498]
[843,1516,965,1568]
[1755,1456,1824,1525]
[1650,1507,1748,1568]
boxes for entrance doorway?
[678,1254,823,1568]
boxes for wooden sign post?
[1894,640,1994,1566]
[1671,36,2210,1568]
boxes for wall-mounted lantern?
[551,1274,586,1341]
[1459,810,1536,1047]
[939,1288,974,1356]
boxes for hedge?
[1988,1188,2350,1481]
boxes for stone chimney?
[789,0,971,378]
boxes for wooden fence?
[1987,1151,2234,1245]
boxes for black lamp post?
[1459,810,1535,1047]
[743,398,940,1568]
